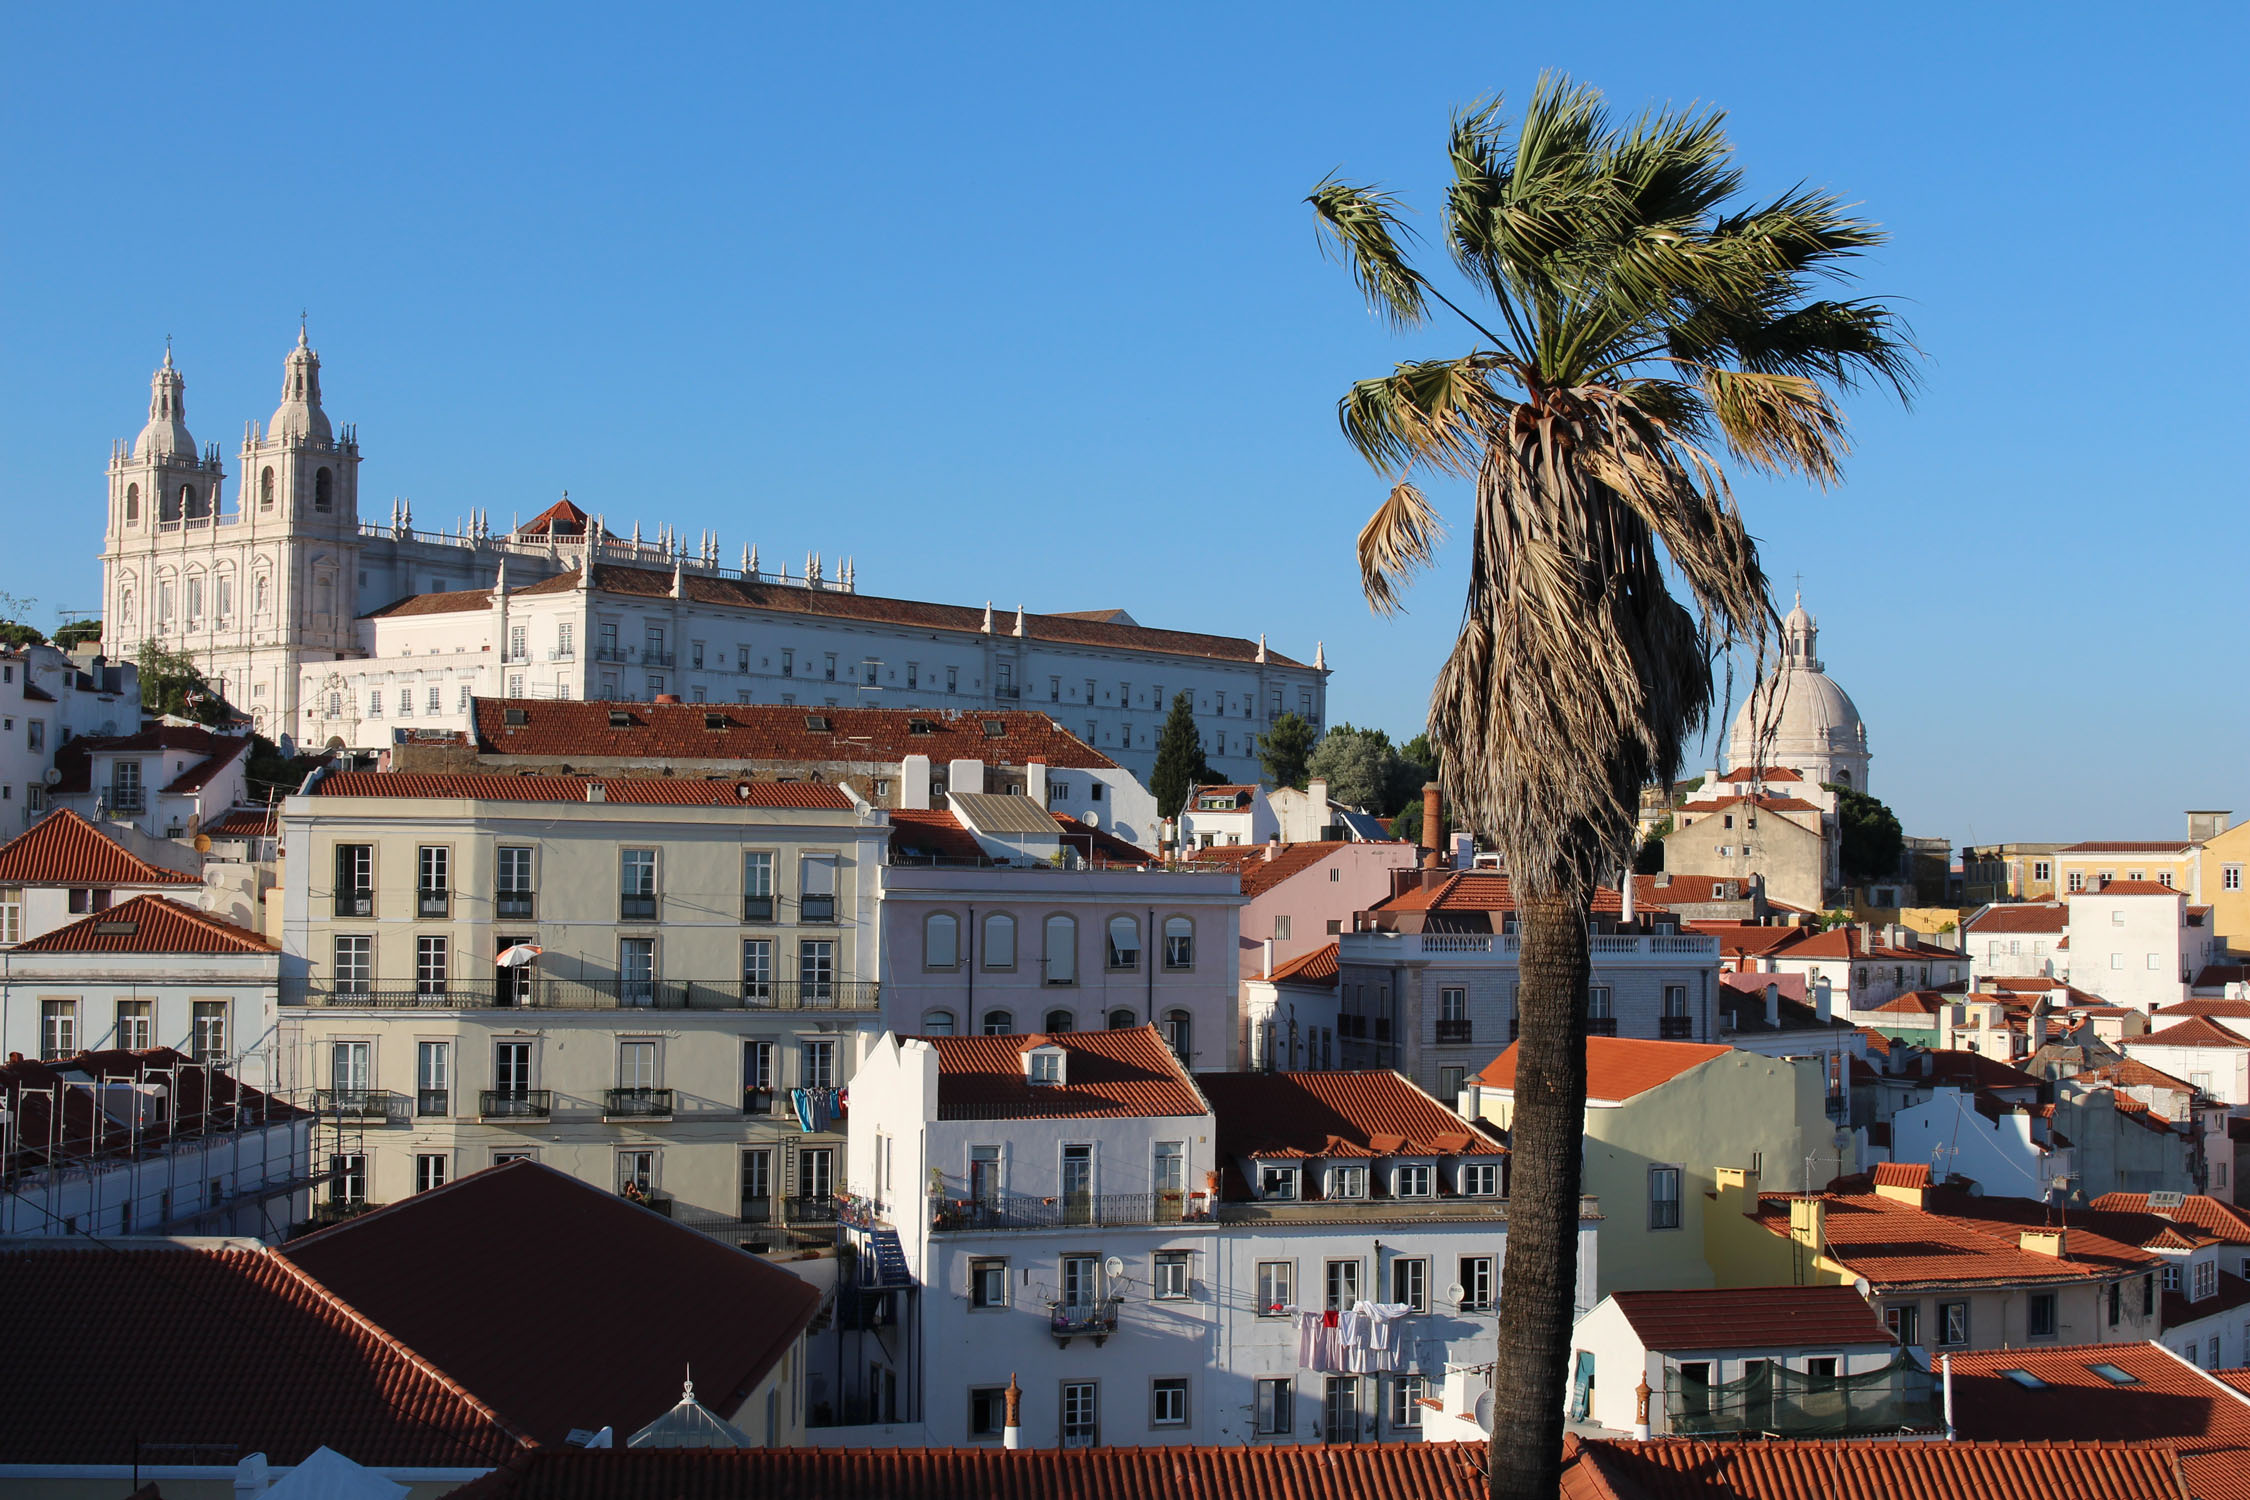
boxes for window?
[971,1257,1008,1309]
[741,851,774,920]
[111,758,143,813]
[416,936,449,996]
[1106,915,1141,970]
[39,999,75,1060]
[1060,1381,1098,1449]
[0,887,18,945]
[968,1386,1008,1441]
[115,1000,151,1050]
[802,1038,835,1090]
[493,846,534,918]
[1272,914,1292,941]
[415,1153,449,1193]
[741,939,773,1001]
[1325,1259,1360,1310]
[2028,1291,2057,1338]
[1257,1260,1294,1315]
[1260,1164,1299,1200]
[2197,1258,2219,1301]
[1323,1376,1358,1443]
[926,913,959,968]
[799,939,834,1000]
[1461,1162,1499,1196]
[417,845,450,916]
[1151,1378,1188,1428]
[332,1152,368,1206]
[2164,1262,2183,1292]
[799,855,838,922]
[731,1147,772,1221]
[1388,1374,1424,1431]
[1938,1301,1969,1347]
[1461,1255,1495,1310]
[1886,1303,1920,1345]
[1256,1378,1292,1435]
[921,1008,957,1035]
[1163,916,1194,969]
[333,935,372,994]
[1044,915,1077,984]
[1396,1164,1432,1196]
[2228,865,2243,893]
[608,937,654,1005]
[1649,1166,1683,1230]
[1390,1257,1427,1312]
[1154,1250,1190,1300]
[1329,1165,1366,1199]
[984,913,1016,969]
[620,848,657,920]
[617,1150,656,1197]
[981,1009,1014,1035]
[744,1040,775,1112]
[417,1041,451,1116]
[2069,871,2085,892]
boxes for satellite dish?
[1852,1276,1872,1299]
[1082,810,1100,828]
[1103,1256,1126,1278]
[1472,1390,1494,1433]
[192,833,212,853]
[1445,1281,1467,1305]
[41,766,60,785]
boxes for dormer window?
[2195,1257,2218,1301]
[1395,1164,1433,1197]
[1460,1162,1500,1196]
[1328,1165,1366,1199]
[1258,1164,1299,1200]
[1023,1045,1066,1085]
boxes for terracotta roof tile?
[2061,841,2199,854]
[1473,1036,1731,1104]
[0,808,199,886]
[2193,967,2250,991]
[13,894,276,954]
[1870,989,1947,1016]
[1379,872,1626,916]
[1715,766,1805,782]
[1561,1435,2192,1500]
[2132,1018,2250,1050]
[311,770,852,808]
[886,808,990,862]
[1265,941,1339,988]
[1678,793,1824,815]
[2091,1194,2250,1244]
[1606,1285,1894,1352]
[204,806,279,838]
[0,1245,525,1466]
[2092,880,2188,897]
[928,1027,1207,1121]
[1186,841,1357,897]
[1969,904,2071,934]
[1201,1070,1495,1161]
[515,497,588,536]
[1755,1188,2160,1287]
[48,725,249,797]
[1631,874,1762,908]
[474,700,1117,770]
[364,585,498,618]
[282,1161,820,1445]
[1872,1162,1933,1188]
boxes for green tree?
[1390,796,1423,845]
[1307,722,1422,814]
[1311,78,1910,1498]
[1401,731,1441,787]
[1829,785,1905,887]
[1633,815,1672,874]
[1258,710,1317,790]
[52,620,102,652]
[1149,691,1210,820]
[0,621,43,650]
[136,641,233,726]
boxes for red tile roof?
[49,726,250,797]
[364,585,498,618]
[2133,1018,2250,1050]
[0,808,200,886]
[1715,766,1804,782]
[474,700,1118,770]
[1870,989,1946,1016]
[1754,1188,2160,1287]
[1266,941,1340,987]
[1561,1435,2195,1500]
[281,1160,819,1446]
[2080,1058,2204,1096]
[0,1246,526,1466]
[1606,1285,1893,1352]
[446,1441,1492,1500]
[1696,922,1811,958]
[2092,1195,2250,1244]
[312,770,853,809]
[1762,926,1961,963]
[203,805,279,838]
[1378,871,1626,916]
[2193,968,2250,992]
[1872,1161,1934,1188]
[2094,880,2189,898]
[1053,814,1150,865]
[1921,1049,2044,1093]
[1631,874,1762,908]
[1678,793,1824,815]
[0,1048,301,1177]
[885,809,989,861]
[13,894,276,954]
[1200,1070,1495,1161]
[2062,841,2199,854]
[163,732,248,794]
[516,497,589,536]
[1970,903,2071,934]
[928,1026,1208,1121]
[1473,1036,1732,1104]
[1186,840,1355,897]
[512,564,1315,668]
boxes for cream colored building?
[277,769,888,1232]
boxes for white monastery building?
[98,336,1328,785]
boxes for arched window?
[159,485,183,523]
[1163,916,1195,970]
[314,468,333,511]
[259,467,275,510]
[1162,1009,1192,1062]
[184,483,209,520]
[1836,769,1852,787]
[124,483,139,522]
[184,573,203,625]
[1043,1008,1076,1034]
[1107,1007,1137,1030]
[920,1008,957,1036]
[1043,915,1076,985]
[983,913,1016,970]
[980,1009,1014,1036]
[1106,915,1141,971]
[925,913,959,969]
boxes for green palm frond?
[1336,355,1506,477]
[1307,178,1429,330]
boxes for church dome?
[133,349,195,461]
[268,327,334,445]
[1723,591,1870,788]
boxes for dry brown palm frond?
[1695,365,1848,480]
[1356,481,1447,615]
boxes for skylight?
[2000,1369,2045,1389]
[2087,1363,2140,1385]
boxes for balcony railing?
[1586,1017,1619,1037]
[785,1194,839,1224]
[480,1089,553,1119]
[308,1200,381,1226]
[1435,1019,1473,1044]
[604,1087,674,1118]
[311,1088,410,1122]
[496,891,535,919]
[1050,1299,1121,1345]
[417,889,450,918]
[643,649,675,668]
[620,894,658,921]
[417,1089,450,1117]
[1659,1016,1696,1040]
[799,895,836,923]
[334,891,374,918]
[744,895,775,921]
[927,1189,1201,1232]
[595,645,629,663]
[288,977,879,1012]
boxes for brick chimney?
[1421,782,1443,869]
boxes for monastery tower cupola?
[135,348,195,461]
[268,324,334,446]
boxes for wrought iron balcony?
[311,1088,409,1123]
[416,1089,450,1117]
[287,977,877,1012]
[927,1189,1201,1232]
[1049,1298,1121,1346]
[480,1088,553,1120]
[308,1200,382,1226]
[799,895,836,923]
[620,894,658,921]
[785,1194,840,1224]
[1586,1016,1619,1037]
[1435,1019,1473,1044]
[604,1087,674,1118]
[416,888,451,918]
[334,890,374,917]
[496,891,535,919]
[1659,1016,1696,1040]
[744,894,775,921]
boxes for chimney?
[1788,1196,1826,1252]
[1003,1373,1023,1450]
[1813,978,1833,1025]
[2018,1227,2068,1258]
[583,783,606,803]
[1308,777,1329,813]
[1633,1373,1652,1442]
[1262,938,1274,978]
[1621,872,1637,923]
[1263,836,1278,863]
[233,1454,271,1500]
[901,754,933,811]
[1765,983,1781,1029]
[1024,760,1049,805]
[1421,782,1443,868]
[1942,1355,1956,1442]
[653,693,683,705]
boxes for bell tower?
[101,347,227,660]
[238,325,364,659]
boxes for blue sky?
[3,4,2242,845]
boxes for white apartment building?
[50,725,251,841]
[1336,873,1722,1100]
[96,337,1327,781]
[1965,902,2068,983]
[0,808,207,947]
[0,1046,311,1239]
[878,802,1245,1069]
[842,1028,1592,1448]
[277,768,888,1229]
[2067,881,2220,1015]
[0,645,139,832]
[0,894,283,1091]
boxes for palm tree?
[1309,77,1911,1499]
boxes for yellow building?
[1466,1036,1850,1297]
[2052,839,2203,902]
[1961,843,2062,904]
[2195,815,2250,959]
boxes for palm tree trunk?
[1488,890,1590,1500]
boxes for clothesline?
[1281,1300,1412,1372]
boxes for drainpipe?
[1941,1353,1955,1440]
[1146,907,1156,1028]
[965,905,975,1035]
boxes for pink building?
[1187,839,1420,979]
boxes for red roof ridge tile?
[13,893,277,954]
[0,808,201,886]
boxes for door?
[1061,1144,1093,1224]
[496,935,534,1006]
[493,1041,532,1112]
[331,1041,370,1106]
